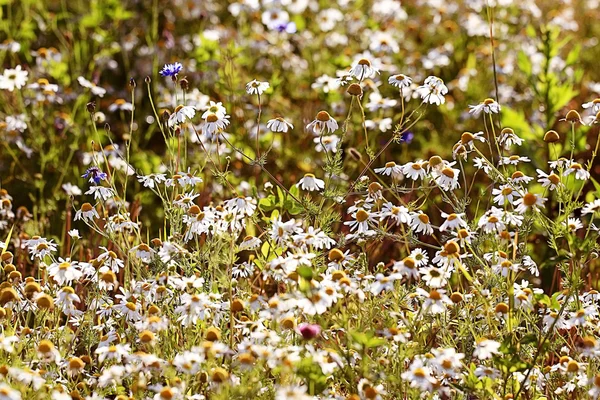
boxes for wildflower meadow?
[1,0,600,398]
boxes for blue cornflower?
[82,166,107,184]
[400,131,414,144]
[159,62,183,78]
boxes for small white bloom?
[474,339,501,360]
[582,98,600,113]
[297,173,324,192]
[388,73,412,88]
[0,65,28,91]
[348,58,379,80]
[168,105,196,127]
[266,117,293,133]
[468,98,501,117]
[306,111,338,135]
[77,76,106,97]
[246,79,270,95]
[416,76,448,105]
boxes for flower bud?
[346,83,363,97]
[543,130,560,143]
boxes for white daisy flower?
[374,161,403,179]
[563,217,583,232]
[0,65,28,91]
[313,134,340,153]
[416,76,448,105]
[74,203,99,221]
[306,111,338,135]
[266,117,293,133]
[582,199,600,215]
[409,211,434,235]
[468,98,501,117]
[297,173,324,192]
[380,202,411,225]
[245,79,270,95]
[201,101,227,119]
[582,98,600,113]
[348,58,379,80]
[201,112,230,135]
[563,162,590,181]
[473,339,501,360]
[536,169,562,191]
[514,192,547,214]
[388,73,412,88]
[438,212,467,232]
[168,105,196,127]
[402,160,427,181]
[108,99,133,112]
[77,76,106,97]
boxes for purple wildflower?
[159,62,183,78]
[82,167,107,185]
[401,131,414,143]
[276,22,297,34]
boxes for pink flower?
[297,323,321,340]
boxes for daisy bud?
[162,110,170,122]
[1,252,12,264]
[346,83,363,97]
[500,127,514,136]
[543,130,560,143]
[328,248,345,262]
[139,330,155,344]
[144,76,151,84]
[331,270,346,281]
[316,110,332,122]
[564,109,582,123]
[179,77,189,91]
[453,143,467,157]
[231,299,244,313]
[495,302,509,314]
[429,155,443,168]
[205,327,221,342]
[210,367,229,383]
[129,77,136,89]
[0,287,19,305]
[348,147,362,161]
[368,182,382,194]
[24,281,41,297]
[86,101,96,113]
[8,271,21,283]
[147,304,160,315]
[36,294,54,310]
[460,132,474,144]
[450,292,464,303]
[238,352,256,365]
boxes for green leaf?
[565,44,581,66]
[2,225,13,254]
[501,107,537,141]
[590,177,600,198]
[517,51,532,77]
[297,266,313,280]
